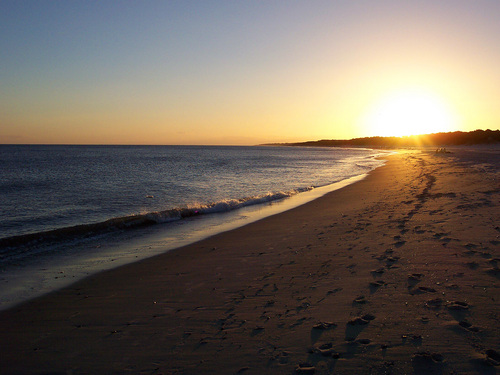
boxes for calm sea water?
[0,145,385,241]
[0,145,388,309]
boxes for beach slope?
[0,150,499,374]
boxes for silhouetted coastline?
[266,129,500,148]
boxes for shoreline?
[0,164,383,313]
[0,149,498,374]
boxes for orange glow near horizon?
[358,88,460,138]
[1,2,498,145]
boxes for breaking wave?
[0,187,312,251]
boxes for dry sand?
[0,149,498,375]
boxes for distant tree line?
[266,129,499,148]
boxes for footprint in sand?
[386,256,400,264]
[407,274,424,288]
[485,349,500,367]
[312,321,337,330]
[458,320,480,332]
[327,288,343,295]
[480,251,492,259]
[465,261,480,270]
[345,314,375,341]
[290,317,308,328]
[356,338,372,345]
[464,242,478,250]
[309,342,340,358]
[369,280,386,294]
[369,280,385,288]
[295,363,316,374]
[446,300,469,310]
[424,298,444,309]
[414,227,426,234]
[277,351,290,364]
[410,286,437,295]
[371,267,385,276]
[408,273,423,281]
[412,351,444,363]
[352,295,368,304]
[486,258,498,267]
[486,267,500,278]
[418,286,436,292]
[402,334,423,345]
[412,352,444,374]
[348,314,375,325]
[464,249,477,256]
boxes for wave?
[0,187,312,251]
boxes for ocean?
[0,145,388,309]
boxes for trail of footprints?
[256,158,498,373]
[293,240,499,374]
[294,246,390,373]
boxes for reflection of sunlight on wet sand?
[359,88,460,137]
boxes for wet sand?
[0,148,499,374]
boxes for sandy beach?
[0,149,498,375]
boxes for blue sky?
[1,1,499,144]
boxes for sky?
[1,1,499,145]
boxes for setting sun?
[359,89,460,137]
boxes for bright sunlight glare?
[359,89,460,137]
